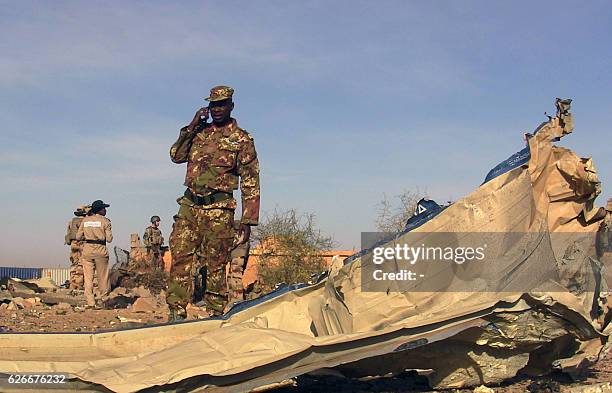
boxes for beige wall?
[162,248,357,288]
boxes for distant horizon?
[1,1,610,267]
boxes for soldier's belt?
[185,189,232,206]
[84,239,106,245]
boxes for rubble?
[110,235,169,294]
[0,289,12,303]
[567,382,612,393]
[105,287,137,309]
[2,278,40,294]
[0,260,169,335]
[23,277,59,290]
[12,297,33,309]
[131,297,156,313]
[186,303,210,319]
[473,386,495,393]
[117,316,142,323]
[131,286,152,299]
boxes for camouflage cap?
[205,85,234,102]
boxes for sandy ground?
[0,304,168,332]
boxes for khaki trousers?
[82,256,110,306]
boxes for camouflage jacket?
[170,118,260,225]
[65,216,83,245]
[143,226,164,248]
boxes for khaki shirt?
[76,214,113,258]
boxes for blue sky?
[0,1,610,267]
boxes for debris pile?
[0,277,169,332]
[110,235,169,294]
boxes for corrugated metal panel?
[41,268,71,286]
[0,267,42,280]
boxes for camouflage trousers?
[168,201,235,315]
[147,247,162,270]
[69,241,84,290]
[227,239,249,306]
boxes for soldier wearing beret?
[168,85,260,318]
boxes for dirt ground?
[0,303,168,333]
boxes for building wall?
[161,248,356,288]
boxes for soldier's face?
[153,220,160,228]
[209,99,233,124]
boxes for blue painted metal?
[0,267,42,280]
[483,147,530,184]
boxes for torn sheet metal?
[0,99,609,392]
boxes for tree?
[254,208,336,290]
[375,189,425,233]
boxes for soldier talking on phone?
[167,85,260,319]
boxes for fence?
[41,268,71,286]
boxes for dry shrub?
[254,208,335,291]
[375,189,426,233]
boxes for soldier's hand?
[236,224,251,245]
[190,107,209,126]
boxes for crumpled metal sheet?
[0,99,609,392]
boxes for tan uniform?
[76,214,113,306]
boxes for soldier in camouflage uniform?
[64,205,90,289]
[168,85,260,318]
[143,215,164,270]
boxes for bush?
[254,208,336,291]
[375,189,425,233]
